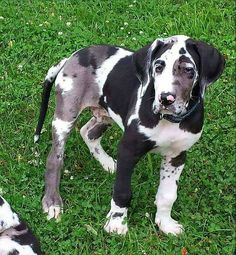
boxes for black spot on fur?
[0,220,4,227]
[87,123,109,140]
[8,249,20,255]
[62,73,68,77]
[76,48,90,67]
[107,47,118,59]
[170,151,186,167]
[179,55,191,63]
[179,47,186,54]
[112,212,124,218]
[0,197,4,206]
[72,73,77,78]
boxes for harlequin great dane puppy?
[0,196,41,254]
[35,35,225,235]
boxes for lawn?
[0,0,235,254]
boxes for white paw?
[104,216,128,235]
[101,157,117,173]
[155,216,184,235]
[43,204,62,221]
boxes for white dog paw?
[102,158,117,173]
[155,216,184,235]
[45,205,62,221]
[42,194,63,221]
[104,213,128,235]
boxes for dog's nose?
[160,93,176,106]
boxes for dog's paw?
[104,211,128,235]
[42,193,63,220]
[155,216,184,235]
[101,158,117,173]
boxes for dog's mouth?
[153,102,187,116]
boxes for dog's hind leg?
[42,75,82,220]
[80,110,116,173]
[42,114,78,220]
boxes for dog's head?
[133,35,225,116]
[0,195,20,233]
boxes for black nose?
[160,93,176,106]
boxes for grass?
[0,0,235,254]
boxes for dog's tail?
[34,58,68,143]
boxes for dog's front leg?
[104,127,152,235]
[155,151,186,235]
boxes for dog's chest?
[139,119,202,155]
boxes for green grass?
[0,0,235,254]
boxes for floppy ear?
[132,40,165,83]
[186,39,225,96]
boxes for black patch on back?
[87,123,110,140]
[170,151,187,167]
[8,249,20,255]
[90,54,97,70]
[76,48,90,67]
[107,47,118,59]
[0,196,4,206]
[179,47,186,54]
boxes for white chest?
[139,119,202,156]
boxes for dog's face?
[134,35,225,116]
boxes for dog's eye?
[155,63,164,73]
[184,67,194,74]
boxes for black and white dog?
[35,35,224,235]
[0,196,41,254]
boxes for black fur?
[87,123,110,140]
[170,151,187,167]
[113,121,155,207]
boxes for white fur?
[45,58,67,82]
[139,119,202,157]
[104,199,128,235]
[80,119,116,173]
[0,238,37,255]
[52,118,74,143]
[108,107,124,130]
[95,48,133,95]
[154,158,184,235]
[0,196,20,233]
[55,70,74,94]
